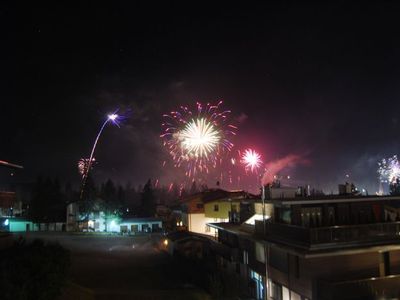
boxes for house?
[66,202,79,231]
[0,191,16,217]
[119,217,162,234]
[209,187,400,300]
[80,212,162,234]
[179,189,256,236]
[163,231,211,259]
[0,160,25,218]
[0,217,38,232]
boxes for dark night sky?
[1,2,400,193]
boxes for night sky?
[1,2,400,194]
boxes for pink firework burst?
[240,149,263,173]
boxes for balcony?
[255,220,400,250]
[318,274,400,300]
[210,240,240,262]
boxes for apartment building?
[209,190,400,300]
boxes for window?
[214,204,219,211]
[255,242,265,263]
[141,224,149,232]
[269,280,282,300]
[282,286,290,300]
[152,223,160,231]
[294,255,300,278]
[291,291,301,300]
[243,250,249,264]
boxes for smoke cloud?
[261,154,305,185]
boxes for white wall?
[184,213,227,236]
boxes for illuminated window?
[269,280,282,300]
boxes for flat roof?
[269,195,400,206]
[209,221,400,258]
[120,217,161,223]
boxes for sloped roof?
[181,188,257,204]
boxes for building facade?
[179,189,256,236]
[210,193,400,300]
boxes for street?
[16,232,210,300]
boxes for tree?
[140,179,156,217]
[79,175,97,220]
[389,178,400,196]
[190,181,198,195]
[29,177,66,223]
[30,176,45,223]
[100,179,122,231]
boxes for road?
[16,232,210,300]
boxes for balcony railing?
[318,274,400,300]
[255,220,400,249]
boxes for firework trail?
[80,113,121,199]
[378,155,400,183]
[161,101,236,177]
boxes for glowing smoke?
[261,154,304,185]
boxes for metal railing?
[318,274,400,300]
[255,220,400,246]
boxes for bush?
[0,238,70,300]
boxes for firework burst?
[78,158,96,178]
[161,101,236,177]
[240,148,263,173]
[378,155,400,183]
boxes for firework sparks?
[240,148,263,173]
[378,155,400,183]
[179,118,220,158]
[78,158,96,178]
[161,101,236,176]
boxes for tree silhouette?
[140,179,156,217]
[100,179,122,231]
[190,181,198,195]
[389,178,400,195]
[29,177,66,223]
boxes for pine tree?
[190,181,198,195]
[141,179,156,217]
